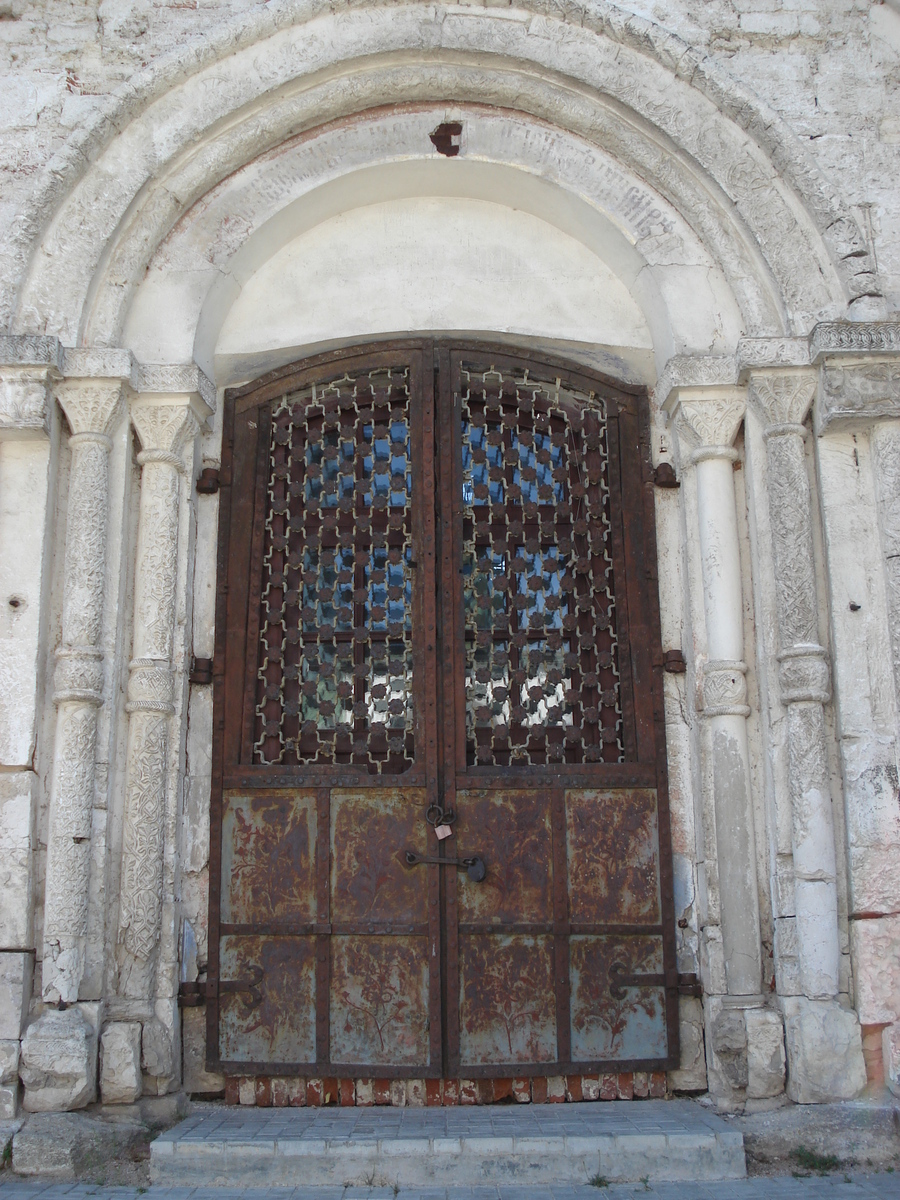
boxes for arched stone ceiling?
[1,0,878,348]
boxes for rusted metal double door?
[208,341,679,1078]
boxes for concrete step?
[150,1100,746,1187]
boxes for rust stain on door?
[566,789,661,924]
[459,934,556,1065]
[221,790,317,924]
[455,791,552,924]
[331,788,428,925]
[219,935,316,1063]
[331,935,430,1065]
[569,935,666,1061]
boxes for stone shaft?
[677,392,762,999]
[42,381,123,1004]
[117,402,196,1001]
[752,372,840,999]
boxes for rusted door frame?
[207,338,679,1077]
[435,345,678,1075]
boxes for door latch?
[218,964,264,1010]
[608,961,666,999]
[401,849,487,882]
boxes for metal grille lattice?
[253,368,415,773]
[460,365,623,766]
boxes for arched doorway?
[207,340,679,1080]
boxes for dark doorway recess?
[207,340,679,1079]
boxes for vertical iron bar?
[316,786,332,1066]
[551,788,572,1064]
[417,345,444,1072]
[240,403,274,764]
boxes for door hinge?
[652,462,679,488]
[196,467,220,494]
[178,980,204,1008]
[677,972,703,998]
[190,657,214,685]
[662,649,687,674]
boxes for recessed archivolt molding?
[111,80,775,362]
[1,0,878,347]
[129,104,742,376]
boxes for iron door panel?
[459,934,557,1066]
[218,934,317,1064]
[330,935,431,1066]
[220,789,317,926]
[330,787,428,927]
[328,787,433,1068]
[569,934,667,1062]
[454,790,552,926]
[451,785,670,1073]
[566,788,661,926]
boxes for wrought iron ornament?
[253,369,415,774]
[459,365,624,766]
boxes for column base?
[20,1006,99,1112]
[882,1022,900,1098]
[779,996,867,1103]
[705,996,786,1112]
[100,1021,142,1104]
[667,995,707,1092]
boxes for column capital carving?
[699,659,750,718]
[131,400,199,470]
[777,646,831,705]
[125,659,175,715]
[134,363,215,414]
[0,365,56,440]
[671,388,746,462]
[54,645,104,706]
[748,369,817,433]
[56,378,126,440]
[0,334,64,371]
[815,359,900,433]
[809,320,900,363]
[656,355,738,411]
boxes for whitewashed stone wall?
[0,0,899,1113]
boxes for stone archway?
[3,0,888,1116]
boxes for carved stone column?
[671,387,785,1110]
[750,368,866,1103]
[41,380,125,1005]
[117,400,198,1002]
[749,371,839,999]
[674,391,762,1000]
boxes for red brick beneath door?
[223,1072,667,1106]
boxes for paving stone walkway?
[2,1177,900,1198]
[148,1101,744,1186]
[159,1100,733,1140]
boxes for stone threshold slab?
[150,1100,745,1186]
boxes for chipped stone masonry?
[812,322,900,1097]
[671,386,761,1002]
[0,337,60,1119]
[749,370,840,1001]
